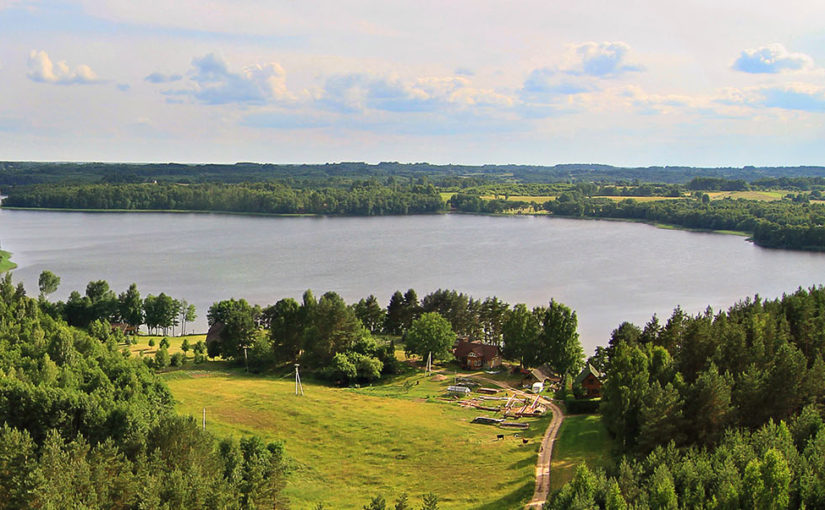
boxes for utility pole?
[295,364,304,396]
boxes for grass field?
[596,195,683,202]
[549,414,612,492]
[127,334,206,358]
[0,250,16,272]
[480,195,555,203]
[706,190,786,201]
[163,366,549,509]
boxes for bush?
[565,398,600,414]
[159,337,170,349]
[154,347,170,369]
[148,338,155,347]
[170,352,185,367]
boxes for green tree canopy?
[403,312,456,360]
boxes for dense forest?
[0,274,289,508]
[547,286,825,509]
[2,181,445,216]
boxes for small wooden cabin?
[574,363,604,399]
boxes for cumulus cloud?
[732,44,814,74]
[319,73,512,113]
[521,68,594,98]
[145,72,183,84]
[519,41,640,103]
[184,53,291,105]
[564,41,643,77]
[760,83,825,112]
[27,50,100,85]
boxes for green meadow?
[0,250,16,272]
[162,365,550,509]
[549,414,612,492]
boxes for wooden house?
[574,363,604,399]
[521,364,561,389]
[453,340,502,370]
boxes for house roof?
[205,321,225,345]
[525,364,560,382]
[454,340,501,360]
[574,363,603,385]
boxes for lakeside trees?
[204,287,582,386]
[3,181,446,216]
[548,285,825,509]
[544,193,825,251]
[0,273,289,508]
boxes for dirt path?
[468,374,564,509]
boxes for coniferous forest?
[547,286,825,509]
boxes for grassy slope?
[549,414,612,492]
[163,367,549,509]
[0,250,16,272]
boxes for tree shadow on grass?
[507,452,539,471]
[472,481,534,510]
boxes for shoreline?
[0,205,776,250]
[0,249,16,272]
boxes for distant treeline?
[3,181,445,216]
[545,193,825,251]
[4,160,825,188]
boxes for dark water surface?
[2,209,824,353]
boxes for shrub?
[565,398,600,414]
[170,352,185,367]
[154,347,170,369]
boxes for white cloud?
[27,50,101,85]
[319,73,514,113]
[759,83,825,112]
[159,53,293,105]
[519,41,641,103]
[145,72,183,84]
[711,82,825,113]
[732,44,814,74]
[563,41,643,77]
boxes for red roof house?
[454,340,502,370]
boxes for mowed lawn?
[164,367,549,509]
[549,414,612,492]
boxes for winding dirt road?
[469,375,564,509]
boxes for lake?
[1,209,824,354]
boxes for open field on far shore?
[163,365,550,509]
[480,195,555,203]
[707,190,786,201]
[596,195,683,202]
[127,334,207,358]
[549,414,612,492]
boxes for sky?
[1,1,825,166]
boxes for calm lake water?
[1,209,824,354]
